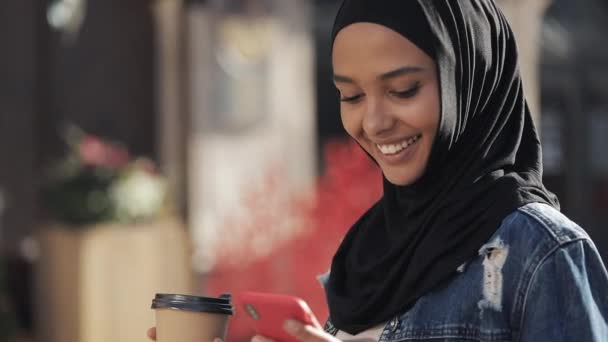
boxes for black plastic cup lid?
[151,293,233,315]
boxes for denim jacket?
[322,203,608,341]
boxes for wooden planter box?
[34,218,195,342]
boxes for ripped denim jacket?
[322,203,608,341]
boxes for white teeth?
[377,135,420,155]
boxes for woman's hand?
[251,319,342,342]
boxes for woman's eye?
[390,83,421,99]
[340,94,364,103]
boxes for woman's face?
[332,23,441,186]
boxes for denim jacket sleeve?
[520,238,608,341]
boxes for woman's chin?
[384,173,418,186]
[384,174,416,186]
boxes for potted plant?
[35,125,193,342]
[42,125,167,226]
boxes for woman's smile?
[373,134,422,165]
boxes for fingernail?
[283,319,298,334]
[214,338,223,342]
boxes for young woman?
[274,0,608,340]
[149,0,608,340]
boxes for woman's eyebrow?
[333,66,426,84]
[333,74,355,83]
[378,66,426,80]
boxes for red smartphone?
[237,291,320,342]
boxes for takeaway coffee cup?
[151,293,233,342]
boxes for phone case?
[237,291,319,342]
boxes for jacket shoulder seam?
[512,238,587,341]
[517,204,587,245]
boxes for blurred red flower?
[79,135,130,169]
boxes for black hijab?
[326,0,559,335]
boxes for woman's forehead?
[332,23,435,77]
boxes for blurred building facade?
[539,0,608,262]
[0,0,160,339]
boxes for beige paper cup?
[151,293,233,342]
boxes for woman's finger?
[283,320,338,342]
[252,334,277,342]
[146,327,157,340]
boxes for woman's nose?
[362,99,395,137]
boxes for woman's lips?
[374,134,421,165]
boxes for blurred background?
[0,0,607,341]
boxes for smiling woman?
[317,0,608,341]
[332,22,440,186]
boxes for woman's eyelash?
[390,83,421,98]
[339,82,421,103]
[340,94,364,103]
